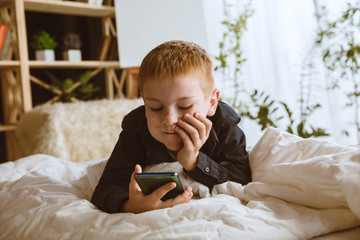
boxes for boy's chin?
[164,142,183,152]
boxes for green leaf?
[78,70,92,84]
[30,30,58,50]
[63,78,74,91]
[44,70,61,88]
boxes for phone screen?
[134,172,184,201]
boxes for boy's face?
[142,75,216,151]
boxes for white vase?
[35,49,55,61]
[62,49,82,62]
[87,0,103,6]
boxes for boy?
[91,40,251,214]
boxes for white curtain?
[204,0,358,146]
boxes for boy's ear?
[207,89,220,116]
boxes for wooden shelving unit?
[0,0,139,161]
[29,60,121,68]
[0,60,20,68]
[23,0,115,17]
[0,124,16,131]
[0,0,115,16]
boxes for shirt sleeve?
[90,128,146,213]
[185,124,251,189]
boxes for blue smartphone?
[134,172,184,201]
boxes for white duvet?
[0,128,359,240]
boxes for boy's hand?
[175,112,212,171]
[122,164,193,214]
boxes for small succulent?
[62,32,82,50]
[30,30,58,50]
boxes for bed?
[0,99,359,240]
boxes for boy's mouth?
[164,131,177,135]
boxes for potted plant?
[214,0,328,138]
[45,70,100,102]
[62,32,82,62]
[316,2,360,144]
[30,30,58,61]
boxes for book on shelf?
[0,24,9,56]
[1,28,12,60]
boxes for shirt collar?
[200,127,219,157]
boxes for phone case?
[134,172,184,201]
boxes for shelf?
[23,0,115,17]
[1,61,121,69]
[24,0,115,17]
[29,60,121,69]
[0,124,16,132]
[0,61,20,68]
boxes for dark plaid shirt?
[91,101,251,213]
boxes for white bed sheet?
[0,127,359,240]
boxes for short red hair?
[138,40,214,97]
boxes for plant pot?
[89,0,103,6]
[63,49,82,62]
[76,0,103,6]
[35,49,55,61]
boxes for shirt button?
[205,166,210,173]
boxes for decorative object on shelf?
[1,28,12,60]
[89,0,103,6]
[75,0,103,6]
[30,30,58,61]
[62,32,82,62]
[0,24,8,56]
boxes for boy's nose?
[163,110,179,125]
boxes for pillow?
[15,98,143,162]
[249,127,354,181]
[245,127,360,217]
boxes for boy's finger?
[184,113,207,140]
[177,119,202,147]
[130,164,142,192]
[162,187,193,207]
[175,124,196,148]
[134,164,142,173]
[182,112,212,142]
[151,182,176,200]
[194,113,212,137]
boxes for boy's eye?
[178,104,193,110]
[150,107,163,112]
